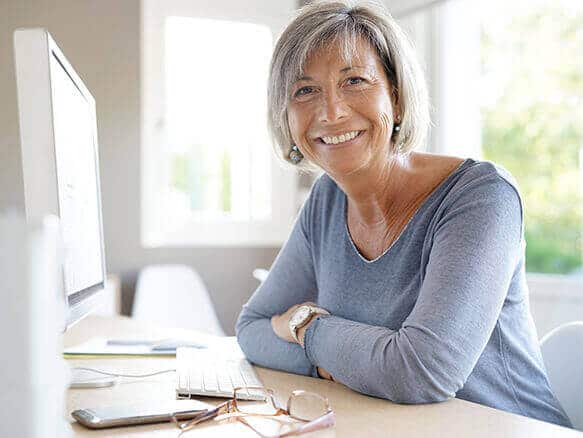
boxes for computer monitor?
[13,28,107,329]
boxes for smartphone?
[71,400,212,429]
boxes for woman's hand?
[271,301,322,344]
[271,303,303,343]
[271,301,318,343]
[271,302,335,381]
[317,367,335,381]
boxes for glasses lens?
[234,387,277,415]
[288,392,329,421]
[241,416,300,437]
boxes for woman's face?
[287,37,398,177]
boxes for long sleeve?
[235,182,320,376]
[303,175,524,403]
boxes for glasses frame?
[171,386,335,437]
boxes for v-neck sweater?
[235,158,572,428]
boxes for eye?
[294,86,315,98]
[347,77,365,86]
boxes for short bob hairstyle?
[267,0,430,170]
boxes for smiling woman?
[267,0,429,171]
[236,0,572,429]
[287,37,398,178]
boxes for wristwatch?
[288,305,330,343]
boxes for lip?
[314,130,365,149]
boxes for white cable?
[72,366,176,378]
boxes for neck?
[332,153,415,227]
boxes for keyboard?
[176,346,265,401]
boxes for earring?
[289,145,303,164]
[393,115,401,135]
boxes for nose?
[318,89,349,123]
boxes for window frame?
[141,0,298,247]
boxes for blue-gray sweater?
[236,158,571,428]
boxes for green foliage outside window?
[480,2,583,274]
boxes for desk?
[65,316,580,437]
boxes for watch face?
[290,306,311,326]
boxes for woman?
[236,1,571,428]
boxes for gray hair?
[267,0,430,170]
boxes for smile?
[319,130,363,146]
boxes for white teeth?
[321,130,360,145]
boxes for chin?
[308,134,379,176]
[320,156,373,178]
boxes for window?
[141,0,297,247]
[429,0,582,283]
[480,0,583,276]
[165,17,272,221]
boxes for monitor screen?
[50,52,105,298]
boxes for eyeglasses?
[171,386,335,437]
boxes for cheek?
[377,112,392,139]
[287,107,305,144]
[288,106,317,149]
[365,112,391,153]
[352,90,394,134]
[371,94,394,142]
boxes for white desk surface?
[64,316,581,437]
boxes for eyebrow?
[295,66,367,82]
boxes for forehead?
[301,37,382,76]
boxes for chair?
[540,321,583,430]
[132,264,225,336]
[252,268,269,283]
